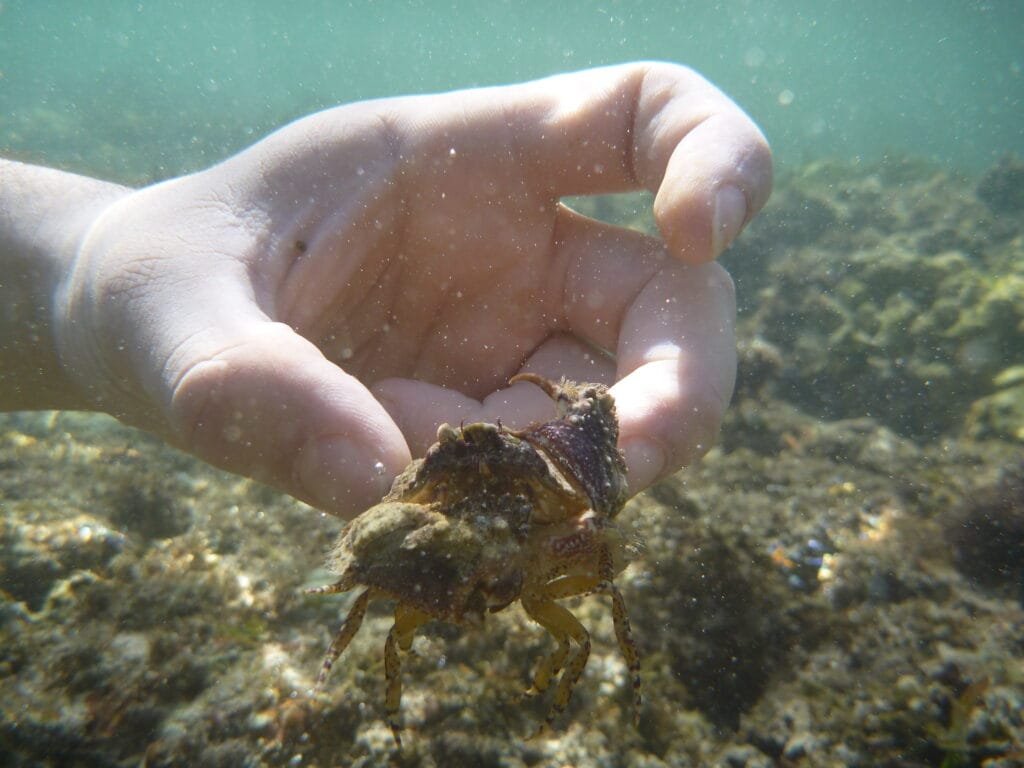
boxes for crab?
[307,373,642,745]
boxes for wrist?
[0,160,130,411]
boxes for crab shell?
[323,374,629,623]
[511,373,629,519]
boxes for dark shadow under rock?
[631,508,830,732]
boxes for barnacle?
[308,374,642,745]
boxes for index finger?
[544,206,736,493]
[419,61,773,263]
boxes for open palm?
[58,62,771,517]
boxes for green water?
[2,1,1021,182]
[4,4,1024,766]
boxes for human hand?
[55,62,772,518]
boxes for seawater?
[1,0,1021,181]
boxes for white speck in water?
[339,347,353,360]
[356,166,365,176]
[449,147,456,157]
[223,424,243,443]
[373,461,386,476]
[778,89,795,106]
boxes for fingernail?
[711,185,747,257]
[621,438,665,495]
[296,436,392,516]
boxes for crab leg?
[384,603,430,748]
[606,581,642,725]
[304,577,354,597]
[536,566,643,725]
[524,607,571,694]
[314,588,372,691]
[542,573,601,599]
[597,546,642,724]
[383,626,403,748]
[523,573,597,693]
[394,605,430,652]
[522,593,591,734]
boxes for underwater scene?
[1,2,1023,767]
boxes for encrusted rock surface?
[3,158,1024,767]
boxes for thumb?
[168,321,410,518]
